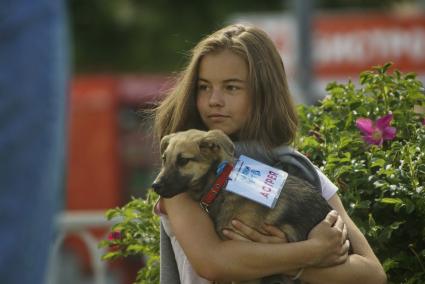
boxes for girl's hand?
[223,219,288,244]
[308,210,350,268]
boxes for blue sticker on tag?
[216,161,228,176]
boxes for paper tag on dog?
[225,155,288,208]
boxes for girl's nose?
[209,88,224,107]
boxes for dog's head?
[152,129,234,199]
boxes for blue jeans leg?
[0,1,69,283]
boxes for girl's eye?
[225,85,240,92]
[197,84,210,92]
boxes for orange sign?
[313,12,425,76]
[233,11,425,79]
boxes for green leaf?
[382,62,393,73]
[123,208,139,219]
[378,198,403,204]
[390,221,405,230]
[127,244,145,253]
[404,72,417,80]
[383,258,399,271]
[105,208,120,220]
[368,213,376,227]
[339,136,353,149]
[371,159,386,168]
[102,251,122,261]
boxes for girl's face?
[196,49,252,136]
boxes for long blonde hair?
[152,24,298,150]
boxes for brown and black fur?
[152,129,332,284]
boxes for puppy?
[152,129,332,284]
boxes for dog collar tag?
[216,161,229,176]
[225,155,288,208]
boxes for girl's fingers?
[230,220,287,244]
[231,219,263,242]
[263,224,288,242]
[333,215,344,231]
[323,210,338,226]
[342,223,348,244]
[222,229,250,242]
[342,239,351,255]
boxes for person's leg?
[0,1,69,283]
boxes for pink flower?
[422,118,425,126]
[356,114,396,146]
[107,230,122,250]
[108,230,121,241]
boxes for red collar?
[200,162,233,211]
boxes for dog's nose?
[151,181,161,192]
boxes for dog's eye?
[176,156,190,167]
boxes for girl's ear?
[160,133,175,155]
[199,129,235,158]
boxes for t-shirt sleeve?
[314,166,338,201]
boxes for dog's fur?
[152,129,332,284]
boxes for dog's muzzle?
[151,180,182,198]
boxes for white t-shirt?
[157,167,338,284]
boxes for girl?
[152,24,386,284]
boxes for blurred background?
[53,0,425,283]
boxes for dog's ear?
[160,133,175,155]
[199,129,234,158]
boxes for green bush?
[99,193,160,283]
[297,63,425,283]
[100,63,425,283]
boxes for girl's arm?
[162,193,348,281]
[226,194,387,284]
[299,194,387,284]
